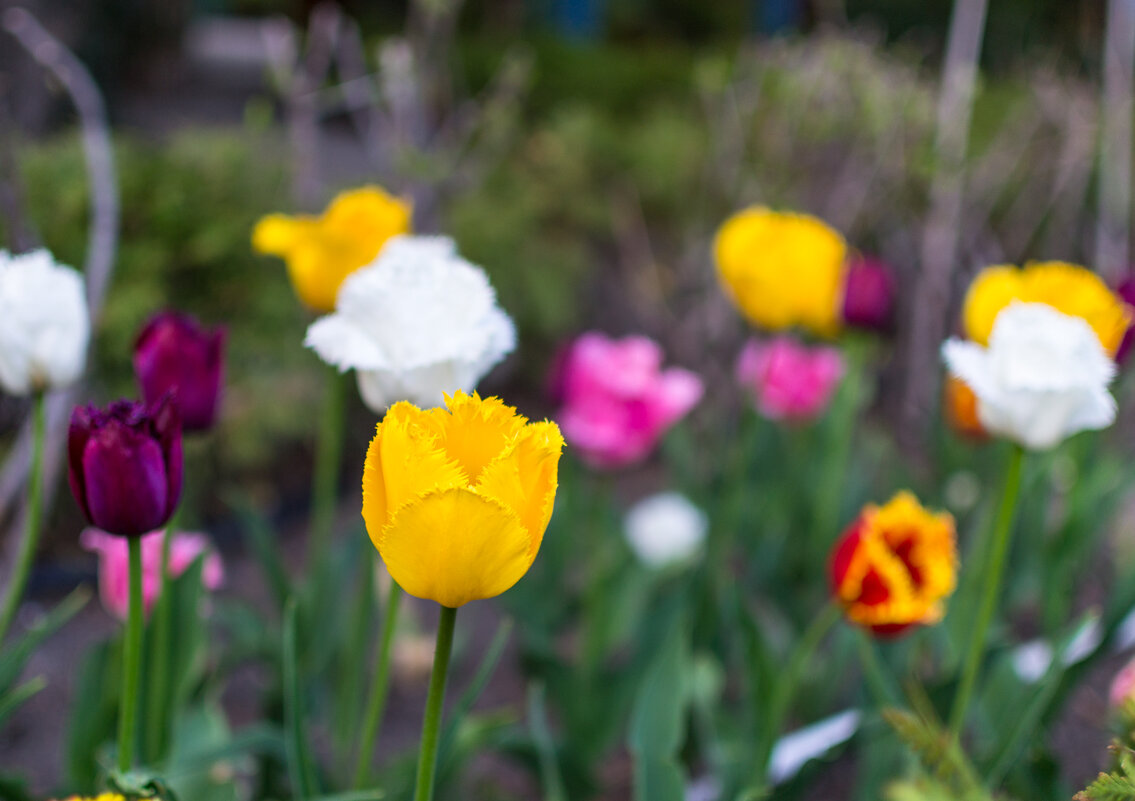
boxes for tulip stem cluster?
[118,537,145,773]
[0,392,45,645]
[352,583,404,789]
[413,605,457,801]
[947,445,1025,747]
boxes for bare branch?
[0,7,119,572]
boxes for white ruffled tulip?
[942,302,1116,450]
[624,492,708,569]
[0,249,90,395]
[304,235,515,411]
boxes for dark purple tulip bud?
[841,256,895,333]
[1115,277,1135,363]
[68,397,183,538]
[133,312,225,432]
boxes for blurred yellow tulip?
[252,185,411,312]
[362,391,564,608]
[714,206,847,337]
[963,261,1131,356]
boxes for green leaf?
[629,622,691,757]
[228,494,291,612]
[528,682,568,801]
[283,597,319,799]
[0,586,88,693]
[437,619,514,774]
[628,621,691,801]
[0,676,46,729]
[633,755,686,801]
[1075,743,1135,801]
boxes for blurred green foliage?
[14,132,317,478]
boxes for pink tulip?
[1111,657,1135,709]
[736,336,844,422]
[556,333,703,468]
[80,528,224,621]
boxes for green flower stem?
[119,536,145,773]
[0,392,46,644]
[811,338,870,554]
[145,508,179,763]
[352,581,403,789]
[855,629,899,707]
[413,605,457,801]
[310,368,347,561]
[947,445,1025,747]
[752,601,841,790]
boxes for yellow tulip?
[362,391,564,608]
[252,185,412,312]
[713,206,847,337]
[963,261,1132,356]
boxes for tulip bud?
[841,256,895,333]
[68,397,183,538]
[133,312,226,431]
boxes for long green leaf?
[528,682,567,801]
[0,586,89,693]
[284,598,319,798]
[0,676,46,729]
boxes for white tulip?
[624,492,708,569]
[304,235,516,411]
[0,249,90,395]
[942,302,1116,450]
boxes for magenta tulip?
[841,256,895,333]
[736,336,844,423]
[556,332,703,469]
[68,397,183,538]
[1114,277,1135,363]
[134,312,225,431]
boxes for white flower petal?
[0,249,89,395]
[941,303,1116,450]
[624,492,708,568]
[305,235,515,410]
[769,709,861,785]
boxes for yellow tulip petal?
[252,214,306,256]
[475,420,565,559]
[324,186,412,245]
[428,392,527,483]
[361,424,390,549]
[379,488,532,607]
[963,261,1132,355]
[713,206,846,337]
[362,403,468,553]
[253,185,412,312]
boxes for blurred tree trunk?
[899,0,988,453]
[1096,0,1135,281]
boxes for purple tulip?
[841,256,895,333]
[68,397,183,538]
[1115,277,1135,363]
[133,312,225,432]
